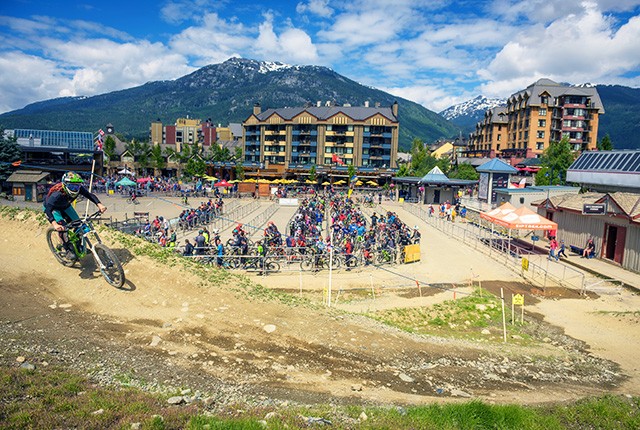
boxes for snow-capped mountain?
[440,95,506,121]
[439,95,506,131]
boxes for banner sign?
[582,203,606,215]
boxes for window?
[497,134,502,141]
[537,131,545,139]
[538,119,546,127]
[539,108,547,116]
[537,142,544,150]
[541,96,548,104]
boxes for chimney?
[253,103,261,116]
[374,102,380,108]
[364,101,369,107]
[392,101,398,117]
[317,101,321,107]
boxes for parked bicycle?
[46,211,125,288]
[300,251,342,271]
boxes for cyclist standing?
[43,171,107,260]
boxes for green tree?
[535,137,574,185]
[347,164,356,185]
[308,165,317,182]
[126,140,153,171]
[407,138,440,177]
[233,146,243,162]
[150,144,166,173]
[103,135,117,163]
[185,156,206,179]
[396,163,410,177]
[449,163,479,180]
[597,134,614,151]
[0,127,22,186]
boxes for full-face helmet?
[61,171,84,199]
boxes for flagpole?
[84,158,96,218]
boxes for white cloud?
[0,51,67,113]
[254,14,319,63]
[160,0,226,25]
[168,13,252,66]
[296,0,334,18]
[478,2,640,96]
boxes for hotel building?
[467,79,604,163]
[242,101,399,177]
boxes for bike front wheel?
[94,243,125,288]
[46,227,76,267]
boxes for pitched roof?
[509,79,605,113]
[476,158,518,173]
[255,105,397,122]
[419,166,449,183]
[6,170,50,183]
[533,191,640,219]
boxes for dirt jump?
[1,207,639,408]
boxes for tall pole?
[328,227,333,307]
[84,158,97,218]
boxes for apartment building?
[468,79,604,163]
[242,101,399,174]
[468,108,508,157]
[150,117,218,153]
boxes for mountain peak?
[439,95,506,121]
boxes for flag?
[94,133,103,151]
[11,160,22,167]
[348,189,353,198]
[332,153,344,165]
[99,129,105,136]
[350,175,358,182]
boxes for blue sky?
[1,0,639,115]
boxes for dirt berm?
[0,209,631,407]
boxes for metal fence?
[404,203,585,292]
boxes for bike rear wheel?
[94,243,126,288]
[265,260,280,273]
[46,227,76,267]
[300,258,314,271]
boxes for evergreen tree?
[150,144,166,172]
[103,135,117,163]
[597,134,614,151]
[0,127,22,186]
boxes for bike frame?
[67,213,107,269]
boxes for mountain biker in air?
[43,171,107,260]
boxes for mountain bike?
[242,255,280,274]
[300,251,342,271]
[46,211,126,288]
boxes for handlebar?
[65,210,103,230]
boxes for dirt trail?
[0,208,638,408]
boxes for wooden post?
[501,288,507,343]
[511,294,515,325]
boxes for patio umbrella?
[203,175,218,181]
[136,177,152,183]
[355,180,364,186]
[115,177,137,187]
[214,179,232,187]
[334,180,346,185]
[321,181,330,185]
[305,179,316,184]
[367,180,379,186]
[244,178,257,183]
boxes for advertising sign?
[582,203,607,215]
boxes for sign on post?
[521,258,529,271]
[513,294,524,305]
